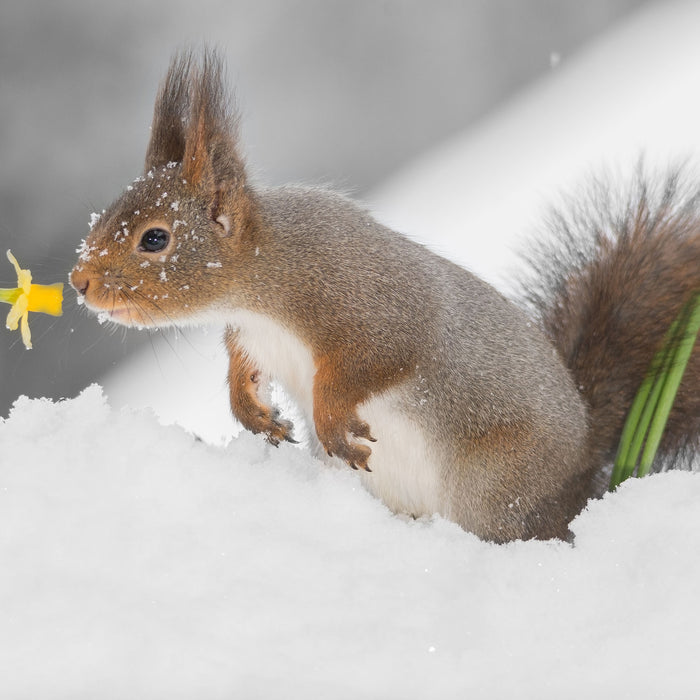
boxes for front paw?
[324,434,373,472]
[251,408,296,446]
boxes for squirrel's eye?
[139,228,170,252]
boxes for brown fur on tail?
[520,167,700,484]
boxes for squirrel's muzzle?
[69,268,90,297]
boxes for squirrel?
[69,49,700,543]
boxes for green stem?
[610,365,657,487]
[610,292,700,489]
[637,294,700,477]
[610,308,685,488]
[0,288,22,305]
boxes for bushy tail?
[520,167,700,486]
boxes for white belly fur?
[230,309,316,418]
[228,309,445,520]
[356,393,445,519]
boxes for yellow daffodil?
[0,250,63,349]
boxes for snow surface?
[3,2,700,697]
[2,385,700,698]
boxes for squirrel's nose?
[69,268,90,296]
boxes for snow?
[3,2,700,696]
[2,385,700,698]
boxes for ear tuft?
[144,48,254,239]
[144,51,194,172]
[180,48,245,191]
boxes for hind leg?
[448,421,588,542]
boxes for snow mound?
[2,386,699,698]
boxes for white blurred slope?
[105,328,234,444]
[371,0,700,289]
[105,0,700,440]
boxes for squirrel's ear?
[180,49,250,238]
[144,51,193,172]
[211,179,256,241]
[181,50,244,189]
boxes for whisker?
[124,284,214,358]
[76,269,227,372]
[117,285,189,362]
[144,327,167,379]
[81,329,109,355]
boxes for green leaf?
[610,292,700,490]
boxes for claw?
[317,412,374,472]
[348,418,377,442]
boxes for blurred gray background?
[0,0,649,416]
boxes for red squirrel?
[69,49,699,542]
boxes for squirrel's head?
[70,49,256,328]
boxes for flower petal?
[20,312,32,349]
[6,293,28,331]
[6,249,31,293]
